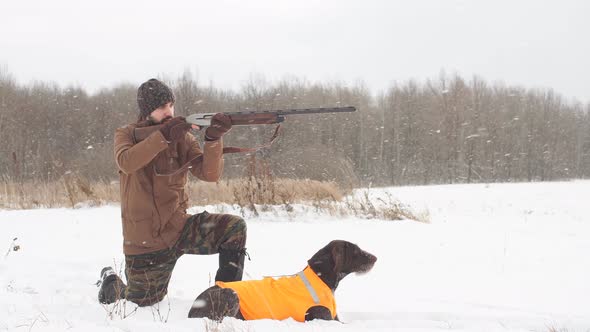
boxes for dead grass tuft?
[547,327,569,332]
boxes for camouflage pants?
[123,211,247,306]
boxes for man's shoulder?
[116,123,138,133]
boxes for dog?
[188,240,377,322]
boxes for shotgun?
[133,106,356,143]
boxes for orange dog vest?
[216,265,336,321]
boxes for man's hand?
[205,113,232,141]
[159,116,192,143]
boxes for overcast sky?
[1,0,589,102]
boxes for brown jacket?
[114,122,223,255]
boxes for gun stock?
[133,124,164,143]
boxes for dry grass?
[0,174,119,209]
[0,175,345,209]
[188,178,345,206]
[100,261,138,321]
[310,190,430,223]
[350,190,430,222]
[0,175,427,222]
[546,327,569,332]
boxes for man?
[97,78,247,308]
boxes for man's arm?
[114,126,168,174]
[186,134,224,182]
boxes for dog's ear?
[330,242,345,274]
[308,242,332,269]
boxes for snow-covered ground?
[1,180,589,331]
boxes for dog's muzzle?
[355,251,377,274]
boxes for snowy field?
[1,180,589,331]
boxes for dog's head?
[307,240,377,289]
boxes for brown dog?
[188,240,377,321]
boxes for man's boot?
[97,267,126,304]
[215,248,247,282]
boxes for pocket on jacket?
[154,146,179,172]
[168,148,187,186]
[123,217,156,248]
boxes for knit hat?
[137,78,175,119]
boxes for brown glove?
[205,113,232,141]
[159,116,192,143]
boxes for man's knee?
[233,217,247,235]
[229,216,247,244]
[222,215,246,237]
[217,215,247,250]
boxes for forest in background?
[1,68,589,188]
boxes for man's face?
[149,102,175,123]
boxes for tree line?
[1,68,588,187]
